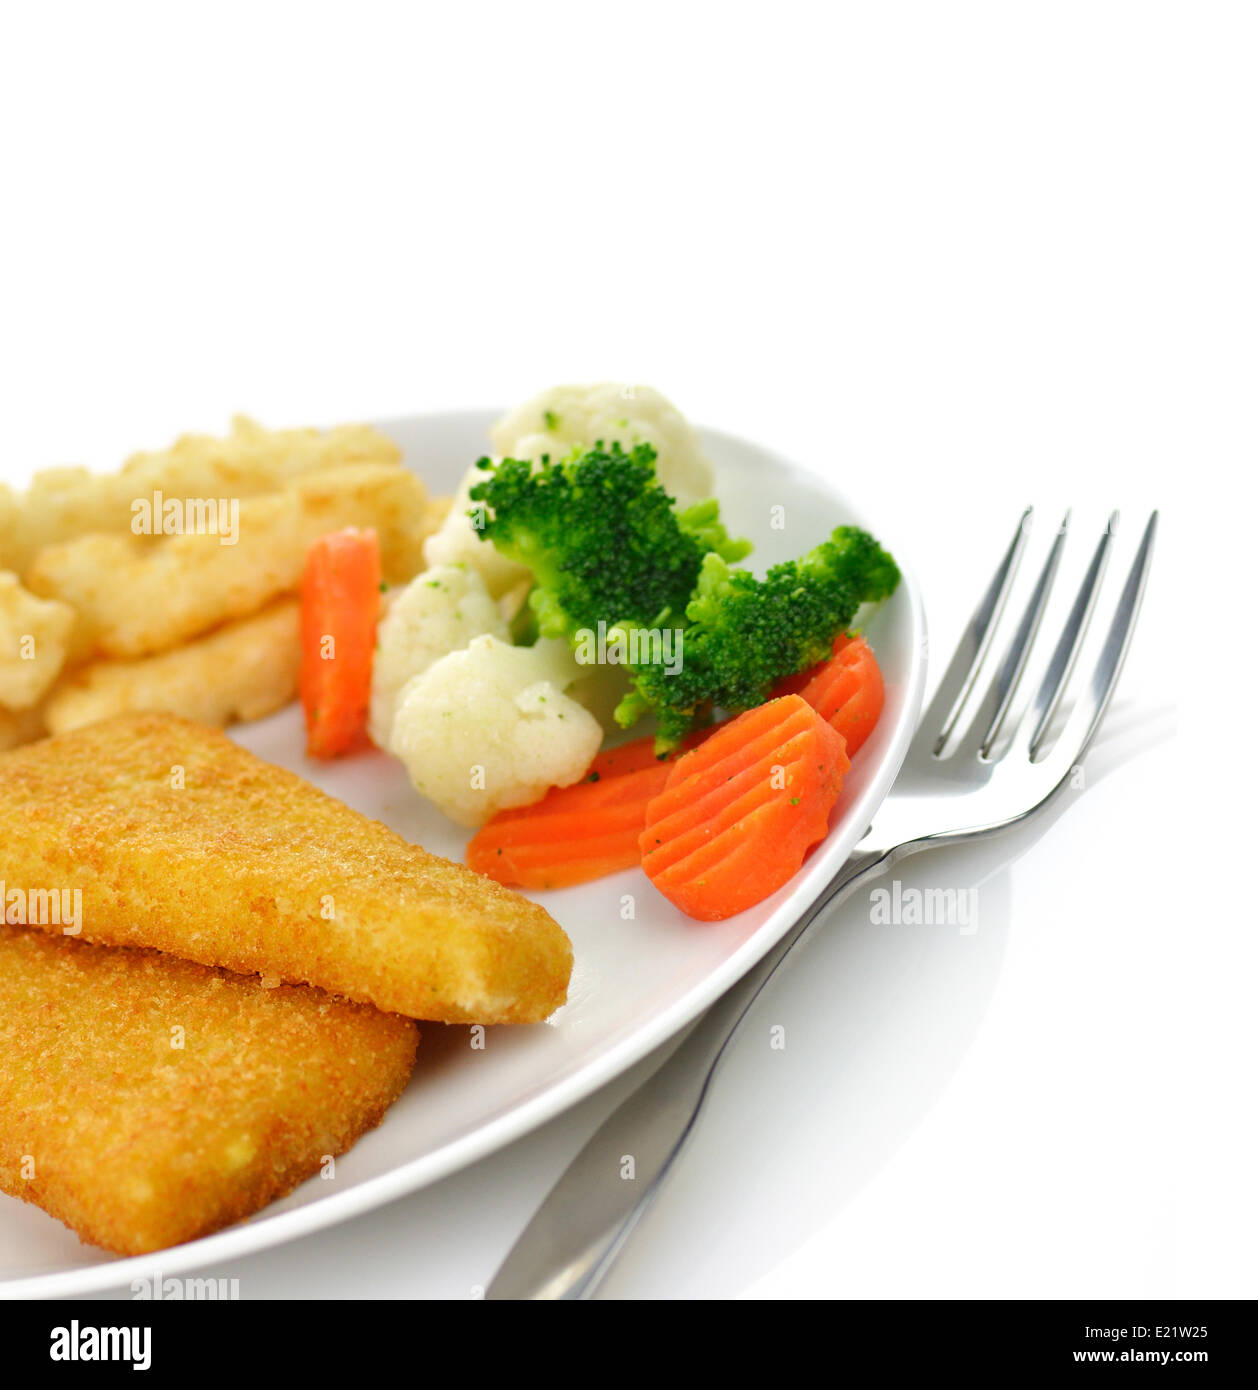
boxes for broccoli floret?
[468,442,750,641]
[616,527,901,748]
[470,443,899,752]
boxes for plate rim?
[0,411,927,1299]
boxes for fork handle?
[486,841,900,1300]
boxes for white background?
[2,2,1252,1299]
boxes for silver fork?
[486,508,1158,1301]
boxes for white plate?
[0,412,926,1297]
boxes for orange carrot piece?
[582,726,716,780]
[775,633,885,755]
[467,763,672,888]
[799,633,885,755]
[585,736,678,779]
[466,728,712,890]
[465,637,880,897]
[299,527,381,759]
[639,695,849,921]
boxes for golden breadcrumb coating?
[0,713,572,1023]
[0,923,417,1254]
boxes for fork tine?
[1024,511,1117,757]
[1039,510,1158,772]
[955,509,1071,759]
[921,507,1032,754]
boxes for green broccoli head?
[468,442,750,640]
[468,441,899,752]
[615,526,901,748]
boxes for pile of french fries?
[0,416,449,749]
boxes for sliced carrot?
[639,695,849,921]
[583,726,715,778]
[467,728,712,890]
[771,659,822,701]
[775,632,885,755]
[798,633,885,755]
[466,641,879,897]
[467,765,670,889]
[584,735,681,779]
[299,527,381,759]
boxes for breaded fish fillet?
[0,713,572,1023]
[0,923,417,1254]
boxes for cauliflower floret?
[369,564,508,749]
[424,384,715,600]
[390,635,602,827]
[421,463,533,598]
[490,383,716,506]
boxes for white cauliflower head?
[424,384,714,602]
[390,635,602,827]
[421,463,533,598]
[369,563,507,750]
[490,383,716,506]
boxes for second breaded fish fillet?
[0,923,417,1254]
[0,713,572,1023]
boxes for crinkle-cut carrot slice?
[465,729,711,889]
[775,632,885,755]
[639,695,849,921]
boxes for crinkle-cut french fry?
[0,571,75,710]
[0,417,402,577]
[0,485,18,574]
[28,464,431,658]
[0,701,46,751]
[44,598,300,736]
